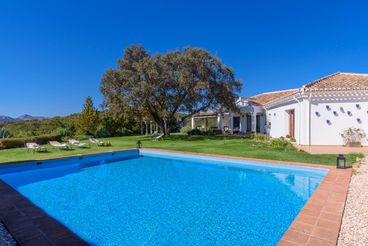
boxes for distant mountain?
[16,114,46,121]
[0,114,46,122]
[0,115,16,122]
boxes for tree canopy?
[77,96,99,135]
[101,45,242,135]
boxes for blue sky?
[1,0,368,117]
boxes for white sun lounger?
[89,137,111,146]
[68,139,88,148]
[89,137,104,146]
[49,141,71,150]
[25,142,47,153]
[153,134,164,141]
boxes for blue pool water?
[0,150,327,245]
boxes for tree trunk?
[164,119,171,136]
[157,120,171,136]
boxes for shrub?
[180,125,191,135]
[270,138,292,150]
[0,134,62,149]
[254,134,270,141]
[201,130,215,136]
[341,128,366,146]
[187,129,202,136]
[96,125,111,138]
[120,127,133,136]
[74,134,92,141]
[0,127,11,138]
[53,127,73,137]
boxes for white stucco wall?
[266,91,368,146]
[266,99,304,144]
[310,99,368,146]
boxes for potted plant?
[340,128,366,147]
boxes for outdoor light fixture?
[333,111,338,116]
[340,107,345,113]
[326,120,331,125]
[136,140,142,149]
[326,105,331,111]
[357,118,362,123]
[315,112,320,117]
[336,154,347,169]
[356,104,361,109]
[347,111,352,116]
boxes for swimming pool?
[0,149,328,245]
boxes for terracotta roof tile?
[304,72,368,91]
[245,89,298,105]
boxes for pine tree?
[77,96,99,135]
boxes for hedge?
[0,134,62,149]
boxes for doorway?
[256,115,261,133]
[246,114,252,132]
[289,110,295,139]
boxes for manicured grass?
[0,134,362,165]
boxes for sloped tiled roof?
[304,72,368,91]
[245,72,368,106]
[245,89,299,105]
[193,111,217,117]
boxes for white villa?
[191,72,368,146]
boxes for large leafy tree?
[101,45,241,135]
[77,96,99,135]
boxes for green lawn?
[0,134,362,166]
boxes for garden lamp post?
[336,154,347,169]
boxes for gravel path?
[338,160,368,246]
[0,223,16,246]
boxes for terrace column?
[204,118,208,131]
[239,115,243,132]
[145,122,149,136]
[216,114,222,130]
[191,117,196,129]
[150,121,153,134]
[229,112,234,134]
[252,112,257,132]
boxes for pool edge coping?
[0,180,89,245]
[0,148,353,245]
[140,148,335,169]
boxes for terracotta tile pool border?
[0,148,353,245]
[0,180,88,246]
[278,167,351,246]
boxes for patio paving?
[296,145,368,155]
